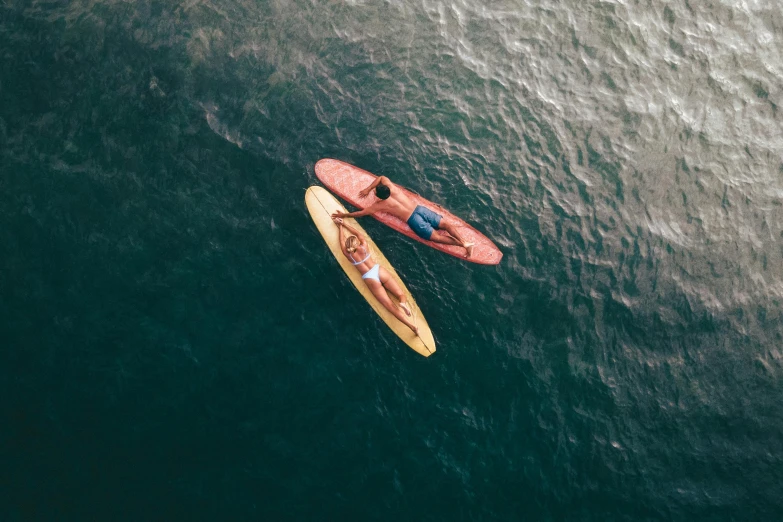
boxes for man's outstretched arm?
[332,201,384,219]
[359,176,391,198]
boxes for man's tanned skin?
[331,175,474,258]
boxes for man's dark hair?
[375,185,391,200]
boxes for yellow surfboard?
[305,186,436,357]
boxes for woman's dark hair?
[375,185,391,200]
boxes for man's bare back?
[331,176,474,258]
[364,180,416,221]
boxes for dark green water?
[2,0,782,520]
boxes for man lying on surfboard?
[331,176,475,258]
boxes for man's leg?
[428,229,463,246]
[433,221,474,257]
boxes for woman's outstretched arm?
[334,218,349,257]
[338,221,365,244]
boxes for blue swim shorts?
[407,205,442,240]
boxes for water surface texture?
[2,0,782,520]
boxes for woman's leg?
[364,278,418,334]
[378,267,411,316]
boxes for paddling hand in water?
[332,176,474,258]
[332,217,418,335]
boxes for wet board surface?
[315,158,503,265]
[305,186,436,357]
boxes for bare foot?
[463,242,475,258]
[399,301,412,317]
[410,324,419,336]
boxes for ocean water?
[2,0,782,520]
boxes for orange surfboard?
[315,158,503,265]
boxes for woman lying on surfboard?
[332,216,419,335]
[331,176,474,258]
